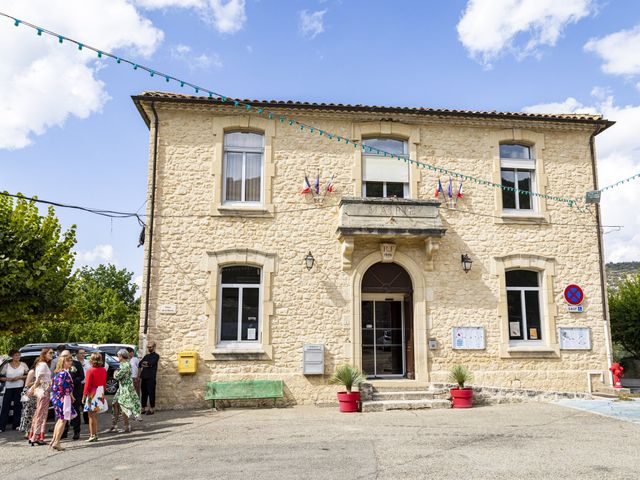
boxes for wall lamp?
[461,254,473,273]
[305,251,315,271]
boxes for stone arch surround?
[351,250,429,381]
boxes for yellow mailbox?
[177,351,197,374]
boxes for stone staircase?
[359,380,451,412]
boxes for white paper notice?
[247,328,257,340]
[509,322,521,337]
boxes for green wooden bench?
[205,380,284,409]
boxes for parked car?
[95,343,137,357]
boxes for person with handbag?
[49,354,77,451]
[18,368,37,437]
[0,349,29,432]
[82,352,108,443]
[61,350,85,440]
[28,348,54,446]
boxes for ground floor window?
[506,269,542,342]
[219,266,261,343]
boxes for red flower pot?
[450,388,473,408]
[337,391,361,413]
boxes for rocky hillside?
[606,262,640,289]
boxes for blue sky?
[1,0,640,288]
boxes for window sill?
[211,345,273,360]
[495,212,549,225]
[500,343,559,358]
[214,205,274,217]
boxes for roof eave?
[130,94,615,132]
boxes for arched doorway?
[361,262,414,379]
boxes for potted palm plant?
[328,364,365,413]
[449,365,474,408]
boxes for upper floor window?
[224,132,264,204]
[362,138,409,198]
[500,143,535,212]
[506,270,542,342]
[219,265,261,343]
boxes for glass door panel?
[362,299,405,378]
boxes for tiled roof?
[132,91,613,129]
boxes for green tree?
[608,272,640,358]
[0,193,76,334]
[65,264,140,344]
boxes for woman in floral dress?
[18,368,37,436]
[49,354,77,451]
[83,352,107,442]
[111,349,141,432]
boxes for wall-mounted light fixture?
[305,251,315,271]
[461,254,473,273]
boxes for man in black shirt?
[61,350,85,440]
[140,341,159,415]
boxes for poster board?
[451,327,485,350]
[559,327,591,350]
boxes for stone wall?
[137,100,611,409]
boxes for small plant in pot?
[329,364,366,413]
[449,365,474,408]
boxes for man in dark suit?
[61,349,85,440]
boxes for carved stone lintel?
[424,238,440,271]
[341,236,355,271]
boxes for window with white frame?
[219,265,261,343]
[362,138,409,198]
[500,143,535,212]
[223,132,264,204]
[506,270,542,342]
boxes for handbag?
[34,386,45,399]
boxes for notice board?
[452,327,485,350]
[559,327,591,350]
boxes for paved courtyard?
[1,402,639,480]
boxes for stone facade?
[133,93,614,409]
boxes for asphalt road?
[0,402,639,480]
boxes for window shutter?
[363,156,409,183]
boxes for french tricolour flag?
[301,175,312,194]
[435,179,444,198]
[457,181,464,198]
[326,175,335,193]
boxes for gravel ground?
[0,402,639,480]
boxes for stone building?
[133,91,615,408]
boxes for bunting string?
[2,11,637,208]
[597,172,640,194]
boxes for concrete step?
[371,391,446,401]
[361,399,451,412]
[362,381,432,392]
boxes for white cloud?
[170,44,222,69]
[75,244,116,267]
[0,0,163,150]
[523,93,640,262]
[136,0,246,34]
[299,9,327,40]
[585,25,640,76]
[457,0,594,67]
[206,0,246,34]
